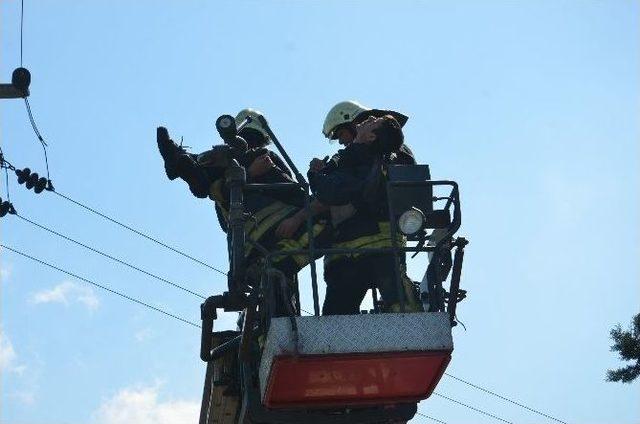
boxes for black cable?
[3,166,10,202]
[24,98,51,180]
[15,213,207,299]
[24,99,46,146]
[433,392,513,424]
[1,243,201,328]
[20,0,24,66]
[0,151,16,172]
[1,147,11,202]
[1,151,227,276]
[415,411,448,424]
[50,190,227,276]
[444,373,568,424]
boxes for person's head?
[354,114,404,153]
[323,101,409,146]
[322,101,370,145]
[235,108,270,149]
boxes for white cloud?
[0,329,36,405]
[30,281,100,311]
[0,263,11,283]
[134,328,155,342]
[10,390,35,405]
[0,328,17,371]
[93,384,199,424]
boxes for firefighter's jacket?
[207,149,308,261]
[212,151,297,232]
[309,143,410,267]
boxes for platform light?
[398,207,425,236]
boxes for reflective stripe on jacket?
[274,223,326,268]
[209,180,298,258]
[323,221,405,267]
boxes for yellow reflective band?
[209,180,226,204]
[244,203,298,257]
[246,201,291,231]
[247,204,297,241]
[207,179,298,257]
[324,222,405,266]
[208,181,287,233]
[209,180,230,223]
[273,223,326,267]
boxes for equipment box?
[259,312,453,409]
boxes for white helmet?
[322,101,409,140]
[235,108,270,140]
[322,100,370,139]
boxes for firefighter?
[312,115,420,314]
[156,109,328,311]
[277,100,416,238]
[276,103,419,314]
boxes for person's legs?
[157,127,183,180]
[174,154,211,198]
[271,222,331,276]
[156,129,213,198]
[369,253,421,312]
[322,258,370,315]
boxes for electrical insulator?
[34,177,48,194]
[0,200,14,217]
[26,172,39,190]
[16,167,31,185]
[11,68,31,93]
[14,168,51,193]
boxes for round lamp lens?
[398,209,424,235]
[217,116,234,129]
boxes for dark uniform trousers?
[323,254,396,315]
[323,253,421,315]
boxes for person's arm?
[275,198,328,239]
[246,153,275,180]
[309,167,364,206]
[247,151,299,184]
[269,151,293,177]
[395,143,417,165]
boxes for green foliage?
[607,313,640,383]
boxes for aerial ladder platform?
[188,114,467,424]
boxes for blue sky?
[1,1,638,423]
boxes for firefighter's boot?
[156,127,183,181]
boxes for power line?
[51,190,227,276]
[415,411,448,424]
[18,1,50,179]
[14,212,207,299]
[444,373,568,424]
[13,1,224,279]
[0,152,227,276]
[1,243,201,329]
[24,98,51,181]
[3,166,10,201]
[20,0,24,66]
[433,392,513,424]
[1,147,11,202]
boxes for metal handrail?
[246,179,462,315]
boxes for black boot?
[157,127,183,180]
[175,154,210,198]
